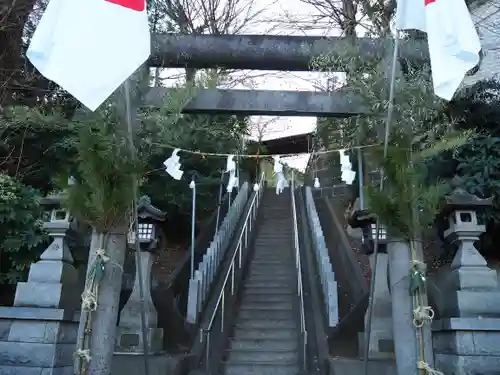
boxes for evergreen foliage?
[311,42,472,239]
[0,173,47,283]
[427,79,500,255]
[64,109,139,232]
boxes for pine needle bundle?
[65,110,141,232]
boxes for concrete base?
[358,332,395,359]
[115,327,164,354]
[362,253,394,359]
[111,352,183,375]
[434,354,500,375]
[0,366,73,375]
[433,318,500,375]
[0,307,79,375]
[329,357,396,375]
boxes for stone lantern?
[0,193,81,375]
[116,196,166,354]
[436,187,498,317]
[348,208,380,255]
[14,193,78,310]
[433,188,500,375]
[349,206,393,359]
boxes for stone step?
[252,246,292,251]
[233,327,297,340]
[244,281,291,289]
[249,264,293,271]
[242,293,294,303]
[252,243,292,248]
[244,287,294,295]
[226,349,298,363]
[250,260,288,265]
[252,250,291,256]
[240,301,294,310]
[235,318,296,329]
[253,250,291,254]
[254,236,292,240]
[250,267,293,272]
[238,308,295,320]
[251,257,293,262]
[247,272,297,283]
[224,362,300,375]
[229,338,298,351]
[247,272,295,279]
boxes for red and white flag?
[27,0,150,111]
[395,0,481,101]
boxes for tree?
[427,78,500,257]
[0,0,39,106]
[311,39,471,375]
[0,173,47,284]
[0,105,73,193]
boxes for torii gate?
[143,34,428,116]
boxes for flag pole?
[124,79,150,375]
[362,30,401,375]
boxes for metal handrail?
[200,172,265,371]
[291,171,307,370]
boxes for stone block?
[0,307,77,322]
[433,318,500,374]
[0,366,73,375]
[14,283,76,310]
[329,357,396,375]
[0,341,75,367]
[186,277,200,324]
[27,261,77,285]
[446,267,499,290]
[327,278,339,327]
[473,331,500,356]
[111,352,182,375]
[433,331,476,355]
[0,322,12,341]
[115,327,163,354]
[434,353,500,375]
[358,332,395,359]
[8,321,77,344]
[441,290,500,318]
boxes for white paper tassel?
[226,155,237,192]
[314,177,320,188]
[163,149,184,180]
[339,149,356,185]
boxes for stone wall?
[0,310,79,375]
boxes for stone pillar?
[433,188,500,374]
[362,251,394,358]
[388,240,430,375]
[348,202,394,358]
[14,221,78,309]
[115,196,166,354]
[116,250,163,353]
[0,196,80,375]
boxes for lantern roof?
[440,187,493,218]
[137,195,166,222]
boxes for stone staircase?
[222,189,301,375]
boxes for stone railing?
[186,182,250,323]
[305,187,339,327]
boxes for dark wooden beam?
[260,132,313,155]
[144,87,368,117]
[149,34,428,71]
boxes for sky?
[161,0,340,171]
